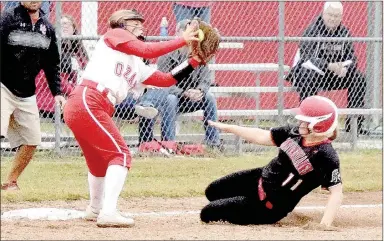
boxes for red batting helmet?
[293,96,338,137]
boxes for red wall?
[59,1,370,110]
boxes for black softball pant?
[200,168,289,225]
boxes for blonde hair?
[329,127,339,141]
[61,14,78,34]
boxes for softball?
[197,29,205,42]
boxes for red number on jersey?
[114,62,124,77]
[123,65,132,80]
[114,62,136,86]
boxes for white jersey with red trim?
[81,36,156,104]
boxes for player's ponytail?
[328,128,338,141]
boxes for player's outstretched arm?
[141,56,202,87]
[104,26,198,59]
[208,121,275,146]
[320,184,343,226]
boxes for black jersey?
[261,126,342,212]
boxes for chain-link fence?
[1,1,382,157]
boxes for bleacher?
[1,0,382,155]
[1,51,382,154]
[2,60,380,154]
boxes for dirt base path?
[1,191,382,240]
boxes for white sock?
[87,172,105,211]
[101,165,128,214]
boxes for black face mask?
[137,35,145,42]
[285,117,308,136]
[118,21,146,41]
[289,126,302,136]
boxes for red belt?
[80,79,117,105]
[258,177,273,209]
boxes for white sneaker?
[96,211,135,228]
[83,205,100,221]
[134,105,158,119]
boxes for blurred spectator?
[1,2,65,190]
[3,1,51,18]
[36,14,89,119]
[173,2,211,23]
[285,1,368,135]
[114,94,138,121]
[136,19,221,149]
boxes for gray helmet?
[109,9,145,29]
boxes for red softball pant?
[63,83,131,177]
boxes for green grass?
[41,121,206,135]
[1,150,382,203]
[40,118,278,136]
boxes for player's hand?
[183,24,199,43]
[208,120,231,132]
[302,221,340,231]
[183,89,203,101]
[328,62,343,75]
[338,67,347,78]
[54,95,67,110]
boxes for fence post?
[54,104,62,156]
[81,2,98,55]
[277,1,285,125]
[235,119,243,154]
[366,2,382,130]
[255,72,260,126]
[372,2,383,127]
[54,2,62,156]
[366,2,374,127]
[55,1,62,53]
[351,116,358,151]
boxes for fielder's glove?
[189,17,221,65]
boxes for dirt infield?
[1,191,382,240]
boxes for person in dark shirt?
[135,19,220,148]
[200,96,343,230]
[0,2,65,191]
[285,1,367,135]
[3,1,51,17]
